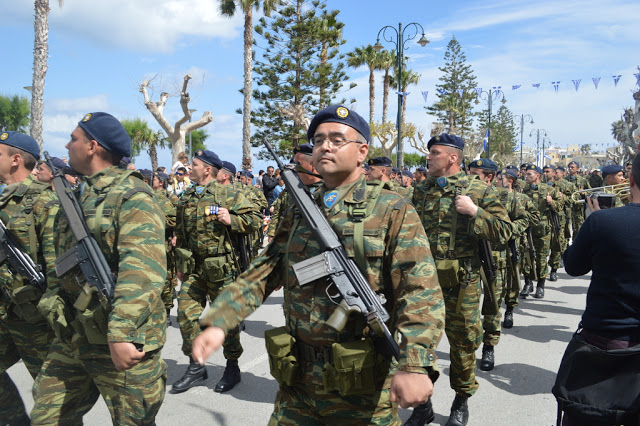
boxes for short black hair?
[632,155,640,188]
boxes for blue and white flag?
[613,75,622,87]
[457,89,465,97]
[475,88,483,97]
[635,73,640,87]
[544,154,551,160]
[437,89,448,95]
[421,91,429,103]
[482,129,489,152]
[572,79,581,92]
[512,85,521,91]
[532,83,540,89]
[552,81,561,93]
[592,77,601,89]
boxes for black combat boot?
[166,308,171,327]
[479,344,494,371]
[503,306,514,329]
[445,394,469,426]
[171,357,208,393]
[534,279,545,299]
[214,359,241,393]
[519,276,533,298]
[404,399,435,425]
[549,269,558,282]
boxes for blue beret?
[154,171,169,181]
[525,164,543,174]
[221,161,236,175]
[568,161,580,168]
[499,168,518,180]
[77,112,131,158]
[241,170,254,179]
[368,156,392,167]
[416,166,427,173]
[307,105,370,143]
[469,158,498,172]
[0,131,40,160]
[520,163,529,169]
[194,149,223,169]
[556,166,566,172]
[401,170,414,179]
[391,167,400,174]
[427,133,464,151]
[601,164,623,177]
[138,168,154,180]
[543,164,556,170]
[362,164,369,171]
[48,156,67,170]
[506,165,518,171]
[293,143,313,156]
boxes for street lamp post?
[530,128,547,167]
[514,113,534,165]
[188,109,197,158]
[374,23,429,169]
[541,137,551,167]
[474,88,506,158]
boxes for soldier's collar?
[84,166,123,190]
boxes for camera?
[589,192,616,209]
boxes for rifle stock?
[0,220,46,292]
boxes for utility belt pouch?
[71,303,109,345]
[10,284,44,322]
[322,339,376,396]
[264,326,299,387]
[202,256,228,282]
[37,288,74,340]
[434,259,460,289]
[175,248,195,275]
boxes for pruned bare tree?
[278,103,310,131]
[140,74,213,164]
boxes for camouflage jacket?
[552,178,576,215]
[238,182,268,213]
[0,175,58,314]
[201,175,445,373]
[47,166,167,350]
[412,171,512,260]
[565,174,590,191]
[495,188,538,250]
[522,181,563,234]
[154,188,176,243]
[267,181,323,238]
[176,180,261,260]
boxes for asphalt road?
[10,267,589,425]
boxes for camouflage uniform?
[32,167,167,425]
[565,174,590,235]
[175,180,261,359]
[267,182,322,239]
[201,175,445,424]
[235,181,267,257]
[522,182,563,279]
[412,171,511,397]
[0,176,58,424]
[508,192,540,307]
[548,179,574,270]
[154,188,177,313]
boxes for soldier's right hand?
[108,342,145,371]
[192,326,226,366]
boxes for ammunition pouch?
[264,326,299,387]
[9,284,44,323]
[201,256,229,283]
[434,259,462,289]
[71,303,109,345]
[37,288,74,340]
[322,339,378,396]
[175,248,195,275]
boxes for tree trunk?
[382,70,390,123]
[368,67,375,124]
[149,143,158,171]
[242,9,253,171]
[31,0,50,149]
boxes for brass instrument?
[571,180,629,203]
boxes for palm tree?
[346,45,379,124]
[391,67,420,129]
[219,0,281,171]
[31,0,63,149]
[376,50,395,124]
[121,118,170,171]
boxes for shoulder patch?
[393,197,410,210]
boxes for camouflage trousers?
[549,215,567,270]
[0,309,54,423]
[177,272,242,359]
[440,267,483,397]
[527,230,551,280]
[483,262,506,347]
[31,337,166,425]
[503,259,521,309]
[571,205,585,237]
[268,358,400,425]
[161,276,177,311]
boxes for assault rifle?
[263,139,400,361]
[44,152,115,311]
[478,239,498,316]
[524,228,537,281]
[505,238,521,298]
[0,220,46,292]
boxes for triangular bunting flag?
[512,85,521,91]
[634,73,640,87]
[532,83,540,88]
[592,77,601,89]
[572,79,581,92]
[437,89,447,95]
[552,81,560,93]
[475,88,483,97]
[457,89,465,97]
[421,91,428,103]
[613,75,622,87]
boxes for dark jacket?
[262,174,278,206]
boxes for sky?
[1,0,639,171]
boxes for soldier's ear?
[357,143,368,163]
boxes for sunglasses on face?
[176,172,184,176]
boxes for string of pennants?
[419,72,640,103]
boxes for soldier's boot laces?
[171,357,208,393]
[549,269,558,282]
[214,359,241,393]
[534,278,546,299]
[503,306,514,329]
[519,277,533,298]
[445,394,469,426]
[479,344,494,371]
[404,399,435,425]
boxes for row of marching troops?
[0,106,629,425]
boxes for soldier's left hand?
[389,370,433,409]
[108,341,145,371]
[215,207,232,226]
[455,195,478,217]
[546,194,553,204]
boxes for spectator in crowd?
[172,152,190,174]
[253,170,264,188]
[262,166,278,206]
[169,166,191,197]
[272,178,285,200]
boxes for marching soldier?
[547,166,575,281]
[0,132,58,425]
[172,150,261,394]
[32,112,168,424]
[412,135,512,425]
[192,105,445,425]
[601,164,626,207]
[565,161,590,236]
[237,170,267,255]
